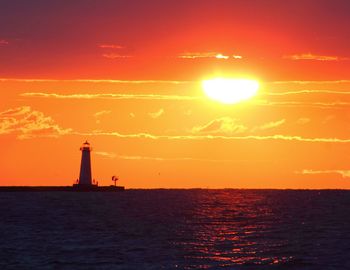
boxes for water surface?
[0,190,349,269]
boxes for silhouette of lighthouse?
[78,141,94,186]
[72,141,125,191]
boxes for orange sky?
[1,1,350,188]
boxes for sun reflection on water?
[175,190,296,268]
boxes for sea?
[0,189,349,269]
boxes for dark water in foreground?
[0,190,350,269]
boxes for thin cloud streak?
[21,93,200,101]
[98,44,125,49]
[192,118,285,135]
[254,100,350,109]
[95,151,117,158]
[271,80,350,85]
[0,39,9,45]
[296,169,350,178]
[73,131,350,143]
[21,92,350,109]
[192,117,248,134]
[178,52,227,59]
[284,53,349,61]
[102,53,133,59]
[94,152,269,163]
[2,78,350,86]
[148,109,164,119]
[94,110,111,124]
[1,78,350,85]
[0,78,192,84]
[117,155,265,163]
[297,118,311,125]
[252,119,285,132]
[94,110,111,118]
[267,90,350,96]
[178,52,241,60]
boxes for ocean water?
[0,190,349,269]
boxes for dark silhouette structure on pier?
[0,141,125,192]
[72,141,124,191]
[73,141,99,190]
[77,141,95,186]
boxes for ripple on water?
[0,190,349,269]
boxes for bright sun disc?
[202,78,259,104]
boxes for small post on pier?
[112,175,118,186]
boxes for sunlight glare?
[202,78,259,104]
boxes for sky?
[1,0,350,188]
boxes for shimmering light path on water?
[0,190,349,269]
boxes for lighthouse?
[72,141,124,191]
[77,141,95,186]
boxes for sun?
[202,78,259,104]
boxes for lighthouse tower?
[77,141,94,186]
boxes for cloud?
[178,52,223,59]
[296,169,350,179]
[252,119,286,132]
[271,80,350,85]
[3,78,350,85]
[0,106,72,139]
[94,110,111,124]
[178,52,240,60]
[116,155,260,163]
[117,155,165,161]
[260,119,286,130]
[21,92,350,109]
[192,117,248,134]
[254,100,350,109]
[98,44,125,49]
[284,53,349,61]
[193,118,284,135]
[102,53,132,59]
[297,118,311,125]
[0,106,32,116]
[215,53,229,60]
[95,151,117,158]
[21,92,200,101]
[94,110,111,118]
[148,109,164,119]
[22,91,350,109]
[0,39,9,46]
[0,78,191,84]
[73,130,350,144]
[267,90,350,96]
[323,115,335,124]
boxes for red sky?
[1,0,350,188]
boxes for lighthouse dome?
[80,141,92,151]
